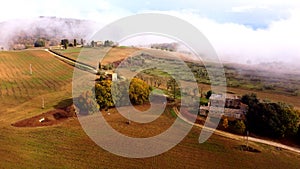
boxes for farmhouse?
[95,41,103,47]
[98,70,119,82]
[199,94,247,120]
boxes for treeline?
[241,93,300,140]
[150,43,178,52]
[75,78,151,115]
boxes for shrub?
[229,120,246,135]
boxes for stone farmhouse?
[199,94,248,121]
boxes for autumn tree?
[129,78,151,105]
[94,78,151,109]
[222,118,229,129]
[95,80,114,109]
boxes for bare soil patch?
[12,105,76,127]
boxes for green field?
[0,49,300,168]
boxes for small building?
[103,71,118,82]
[200,94,247,120]
[111,73,117,81]
[95,41,103,47]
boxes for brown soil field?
[12,105,76,127]
[102,47,141,65]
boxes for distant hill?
[0,16,100,50]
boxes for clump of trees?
[75,91,99,115]
[242,93,299,138]
[104,40,114,47]
[61,39,69,49]
[222,118,246,135]
[34,39,45,47]
[230,120,246,135]
[94,78,151,109]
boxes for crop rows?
[0,50,73,109]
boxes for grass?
[170,108,177,118]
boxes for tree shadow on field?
[236,145,261,153]
[54,98,74,109]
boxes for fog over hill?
[0,16,101,50]
[0,16,299,75]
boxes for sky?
[0,0,300,64]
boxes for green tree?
[61,39,69,49]
[241,93,259,105]
[74,39,77,47]
[34,39,45,47]
[244,94,300,138]
[167,78,179,100]
[76,90,98,115]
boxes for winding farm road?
[44,49,97,74]
[174,107,300,154]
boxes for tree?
[76,90,98,115]
[34,39,45,47]
[167,78,179,100]
[241,93,259,105]
[206,90,212,99]
[61,39,69,49]
[129,78,151,105]
[244,93,300,138]
[74,39,77,47]
[229,120,246,135]
[94,78,151,109]
[104,40,114,47]
[223,118,229,129]
[95,80,114,109]
[297,125,300,143]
